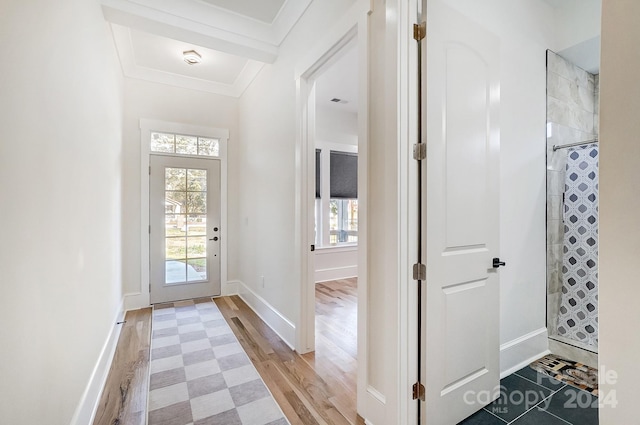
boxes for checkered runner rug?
[148,298,289,425]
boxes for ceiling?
[315,44,359,114]
[102,0,312,96]
[197,0,287,24]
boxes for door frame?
[293,0,370,415]
[133,119,229,309]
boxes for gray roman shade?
[330,151,358,199]
[315,149,321,198]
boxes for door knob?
[209,236,219,241]
[492,257,506,268]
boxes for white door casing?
[423,1,501,423]
[149,154,221,304]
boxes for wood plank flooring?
[302,278,358,422]
[92,279,359,425]
[215,282,363,425]
[93,307,152,425]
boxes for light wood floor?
[93,308,152,425]
[302,278,358,422]
[215,280,363,425]
[93,279,360,425]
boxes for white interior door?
[150,154,221,304]
[423,1,501,423]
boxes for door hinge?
[149,283,151,293]
[413,143,427,161]
[413,22,426,41]
[412,382,425,401]
[413,263,426,281]
[149,225,151,234]
[149,165,151,175]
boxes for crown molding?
[110,24,264,97]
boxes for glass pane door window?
[150,154,221,304]
[329,199,358,245]
[164,167,208,284]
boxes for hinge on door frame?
[413,143,427,161]
[149,165,151,175]
[412,382,425,401]
[413,263,426,281]
[149,283,151,293]
[149,225,151,234]
[413,22,426,41]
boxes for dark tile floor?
[458,366,599,425]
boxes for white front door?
[423,1,501,423]
[150,154,221,304]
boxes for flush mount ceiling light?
[183,50,202,65]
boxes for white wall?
[598,0,640,421]
[121,78,239,306]
[316,106,358,146]
[551,0,601,52]
[234,0,357,342]
[0,1,124,423]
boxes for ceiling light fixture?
[183,50,202,65]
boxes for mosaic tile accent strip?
[149,298,289,425]
[557,144,598,348]
[530,354,598,396]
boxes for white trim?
[222,279,240,296]
[109,24,264,97]
[101,0,278,63]
[101,0,312,58]
[138,118,229,310]
[236,280,296,350]
[398,0,419,424]
[315,265,358,283]
[499,327,550,377]
[367,385,387,405]
[501,350,552,379]
[69,299,125,425]
[294,0,370,361]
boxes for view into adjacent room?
[306,42,360,423]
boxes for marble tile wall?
[546,50,599,340]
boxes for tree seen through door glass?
[164,166,208,284]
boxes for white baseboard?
[222,280,240,296]
[70,298,125,425]
[315,265,358,283]
[500,327,550,378]
[124,291,148,311]
[236,281,296,350]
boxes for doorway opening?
[304,41,360,422]
[139,119,229,308]
[295,15,368,421]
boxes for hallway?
[93,292,361,425]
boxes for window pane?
[151,132,175,153]
[165,168,186,191]
[198,138,220,156]
[187,192,206,214]
[187,169,207,191]
[187,237,206,258]
[176,135,197,155]
[187,215,207,236]
[329,199,358,245]
[166,260,186,284]
[188,259,207,281]
[166,214,186,236]
[165,192,186,215]
[166,237,186,259]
